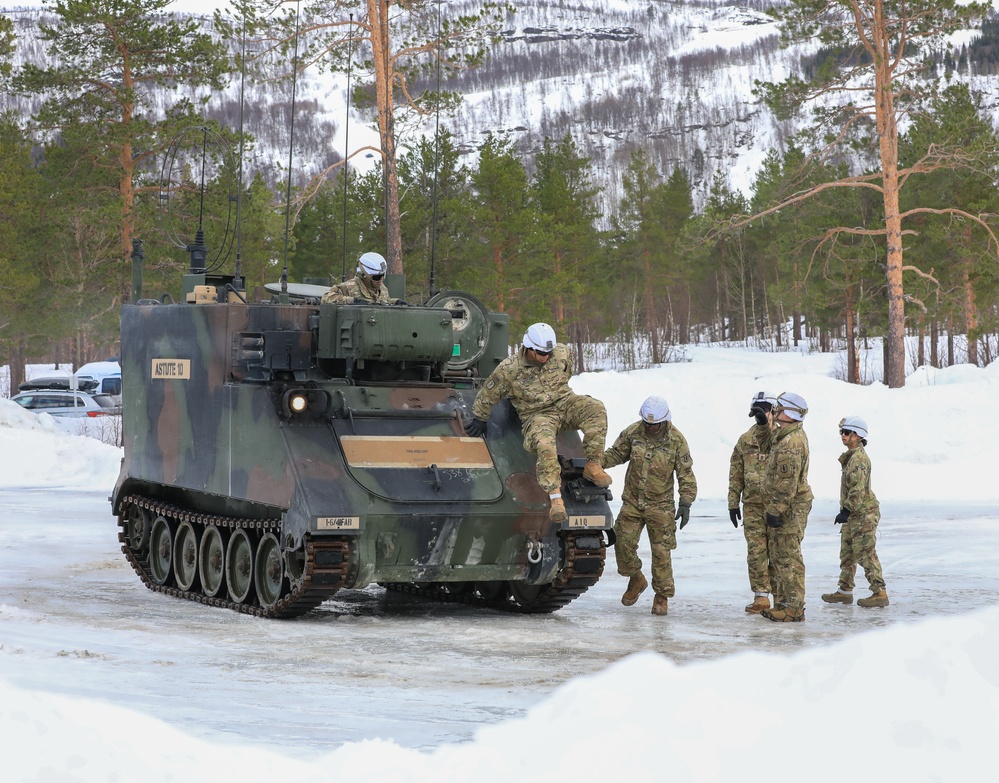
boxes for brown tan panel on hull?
[340,436,493,469]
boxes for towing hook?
[526,539,543,564]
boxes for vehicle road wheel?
[199,525,225,598]
[124,505,150,554]
[173,521,200,592]
[226,528,255,604]
[473,581,506,601]
[508,580,545,609]
[148,516,173,586]
[254,533,284,609]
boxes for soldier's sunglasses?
[839,429,852,436]
[370,273,384,281]
[532,349,552,356]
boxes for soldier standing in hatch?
[729,391,779,614]
[603,396,697,616]
[321,251,407,305]
[758,392,813,623]
[465,322,612,523]
[821,416,889,608]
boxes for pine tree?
[751,0,992,386]
[226,0,507,276]
[13,0,231,307]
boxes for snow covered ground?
[2,344,999,782]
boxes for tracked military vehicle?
[111,267,614,617]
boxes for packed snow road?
[1,487,996,755]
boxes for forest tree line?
[2,0,999,391]
[3,103,997,387]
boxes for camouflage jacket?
[758,421,813,517]
[728,424,769,508]
[839,445,879,518]
[604,421,697,510]
[320,275,397,305]
[472,344,576,421]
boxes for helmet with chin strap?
[357,252,387,277]
[749,390,777,417]
[839,415,869,439]
[523,323,557,353]
[640,396,671,424]
[775,392,808,421]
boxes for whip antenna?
[233,10,248,291]
[281,0,303,298]
[341,13,353,283]
[428,0,443,297]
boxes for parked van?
[74,360,122,398]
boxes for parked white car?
[12,389,120,418]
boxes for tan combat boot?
[745,595,770,614]
[583,461,613,488]
[548,495,567,522]
[621,573,648,606]
[821,590,854,604]
[761,605,805,622]
[857,590,889,608]
[651,594,668,616]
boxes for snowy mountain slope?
[3,0,996,214]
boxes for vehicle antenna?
[340,13,353,284]
[280,0,303,300]
[428,0,443,298]
[233,9,248,292]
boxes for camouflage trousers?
[522,394,608,494]
[837,510,886,592]
[766,500,811,610]
[614,503,676,598]
[743,502,776,595]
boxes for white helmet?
[776,392,808,421]
[357,251,387,277]
[640,396,672,424]
[839,416,869,439]
[523,323,557,353]
[749,390,777,416]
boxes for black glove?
[395,299,409,306]
[729,507,741,528]
[352,297,366,304]
[676,504,691,530]
[765,512,783,528]
[750,404,769,426]
[835,508,850,525]
[465,418,488,438]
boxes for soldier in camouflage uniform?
[758,392,812,623]
[604,396,697,616]
[729,392,779,614]
[821,416,889,608]
[467,323,612,522]
[321,252,407,305]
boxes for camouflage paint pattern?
[604,421,697,598]
[472,344,608,494]
[836,446,886,592]
[729,425,774,594]
[759,421,813,611]
[112,293,613,592]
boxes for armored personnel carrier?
[111,269,613,617]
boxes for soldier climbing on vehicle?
[466,322,612,522]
